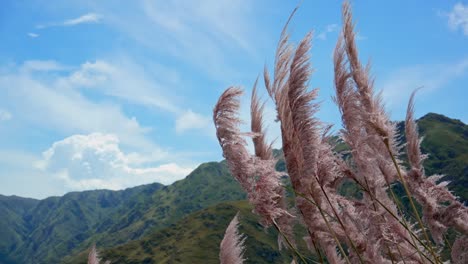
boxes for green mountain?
[4,162,245,263]
[0,113,466,263]
[12,183,164,263]
[0,195,38,264]
[416,113,468,200]
[65,201,314,264]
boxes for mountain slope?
[417,113,468,201]
[68,161,246,259]
[65,201,310,264]
[10,161,245,263]
[395,113,468,201]
[0,195,38,264]
[12,183,164,263]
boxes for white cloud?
[38,133,194,190]
[63,13,102,26]
[0,58,218,158]
[355,33,367,41]
[0,62,155,151]
[27,32,39,38]
[316,24,366,41]
[175,109,212,134]
[67,60,114,87]
[67,59,214,137]
[21,60,65,72]
[63,59,180,114]
[379,57,468,106]
[447,3,468,36]
[317,23,338,40]
[0,109,12,121]
[95,0,261,80]
[0,150,64,199]
[36,12,102,29]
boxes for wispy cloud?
[27,32,39,38]
[63,59,213,135]
[0,61,154,151]
[317,24,338,40]
[0,109,12,121]
[36,13,102,29]
[355,32,367,41]
[441,3,468,36]
[379,57,468,106]
[21,60,65,72]
[175,109,212,134]
[1,58,216,156]
[0,150,63,198]
[316,24,367,41]
[96,0,261,80]
[64,59,180,114]
[63,13,101,26]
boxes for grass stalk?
[311,236,325,264]
[383,139,441,263]
[315,177,365,264]
[353,179,436,264]
[295,191,352,264]
[272,219,311,264]
[381,171,426,263]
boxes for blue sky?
[0,0,467,199]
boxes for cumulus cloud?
[447,3,468,36]
[38,133,194,190]
[175,109,211,134]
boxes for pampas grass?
[214,1,467,263]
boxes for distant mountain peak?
[419,112,466,126]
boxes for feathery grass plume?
[251,79,273,161]
[213,87,288,227]
[220,213,246,264]
[213,87,254,192]
[335,2,431,263]
[88,245,99,264]
[286,32,349,263]
[262,5,368,263]
[405,90,468,243]
[251,80,295,248]
[451,236,468,264]
[341,0,403,190]
[264,18,344,263]
[87,244,110,264]
[334,31,402,264]
[214,0,467,263]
